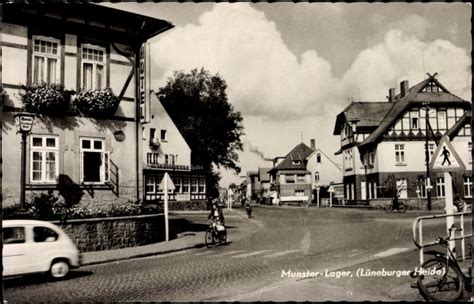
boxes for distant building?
[334,74,472,206]
[142,93,206,205]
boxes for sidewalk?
[81,208,254,266]
[81,231,206,266]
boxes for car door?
[2,226,33,276]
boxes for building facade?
[142,93,206,204]
[334,74,472,206]
[2,4,173,208]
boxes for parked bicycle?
[411,225,472,302]
[205,220,227,248]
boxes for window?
[395,144,405,164]
[296,174,306,183]
[418,178,427,198]
[33,226,58,243]
[199,177,206,193]
[191,178,198,193]
[316,153,321,163]
[369,152,375,166]
[32,36,60,84]
[438,110,447,130]
[411,111,419,130]
[182,178,190,193]
[30,135,59,183]
[174,178,182,193]
[295,190,305,196]
[285,175,295,184]
[150,128,156,140]
[469,142,472,163]
[436,177,445,198]
[397,179,408,199]
[147,153,159,166]
[369,182,377,199]
[292,160,301,165]
[165,154,169,165]
[160,130,167,141]
[81,44,106,90]
[464,176,472,198]
[350,183,355,200]
[428,144,435,162]
[145,176,156,194]
[315,172,320,182]
[344,149,353,169]
[80,138,109,183]
[3,227,26,244]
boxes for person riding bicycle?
[208,199,225,225]
[245,198,252,218]
[392,193,400,210]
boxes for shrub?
[74,88,119,117]
[21,83,71,114]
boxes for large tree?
[157,68,244,198]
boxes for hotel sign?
[139,43,151,123]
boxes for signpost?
[430,136,465,250]
[158,172,175,242]
[328,183,335,208]
[315,185,320,207]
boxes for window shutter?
[104,152,110,182]
[80,151,84,183]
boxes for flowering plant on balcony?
[20,83,71,114]
[74,88,119,117]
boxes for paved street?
[3,207,472,302]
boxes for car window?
[33,226,59,243]
[3,227,26,244]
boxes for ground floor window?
[464,176,472,198]
[30,135,59,183]
[418,178,427,198]
[295,189,305,196]
[369,181,377,199]
[396,179,408,198]
[345,182,355,200]
[436,177,445,198]
[80,138,109,183]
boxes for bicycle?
[205,220,227,248]
[385,200,407,213]
[411,225,472,302]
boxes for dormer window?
[422,81,443,93]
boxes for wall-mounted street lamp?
[14,112,36,209]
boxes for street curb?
[81,243,204,266]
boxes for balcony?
[145,153,203,171]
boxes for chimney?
[400,80,409,97]
[310,139,316,150]
[389,88,395,102]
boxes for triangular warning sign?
[158,172,175,191]
[430,136,465,172]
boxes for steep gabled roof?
[271,143,314,171]
[333,102,393,135]
[359,75,471,150]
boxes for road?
[3,206,472,302]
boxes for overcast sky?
[103,2,471,187]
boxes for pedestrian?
[453,193,466,212]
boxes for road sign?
[158,173,175,191]
[430,136,465,172]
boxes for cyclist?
[208,199,225,225]
[391,193,400,211]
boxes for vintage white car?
[3,219,81,279]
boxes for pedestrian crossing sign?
[430,136,465,172]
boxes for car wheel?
[49,259,70,279]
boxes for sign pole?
[329,191,333,208]
[164,173,169,242]
[444,172,455,250]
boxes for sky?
[103,2,472,187]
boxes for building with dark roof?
[333,73,472,207]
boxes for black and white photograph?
[1,1,472,302]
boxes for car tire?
[49,259,70,279]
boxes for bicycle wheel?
[398,203,407,213]
[385,205,393,213]
[417,257,463,302]
[205,229,214,248]
[218,230,227,245]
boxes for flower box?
[20,83,71,115]
[74,88,119,118]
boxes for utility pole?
[423,103,432,211]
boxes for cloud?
[151,4,470,124]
